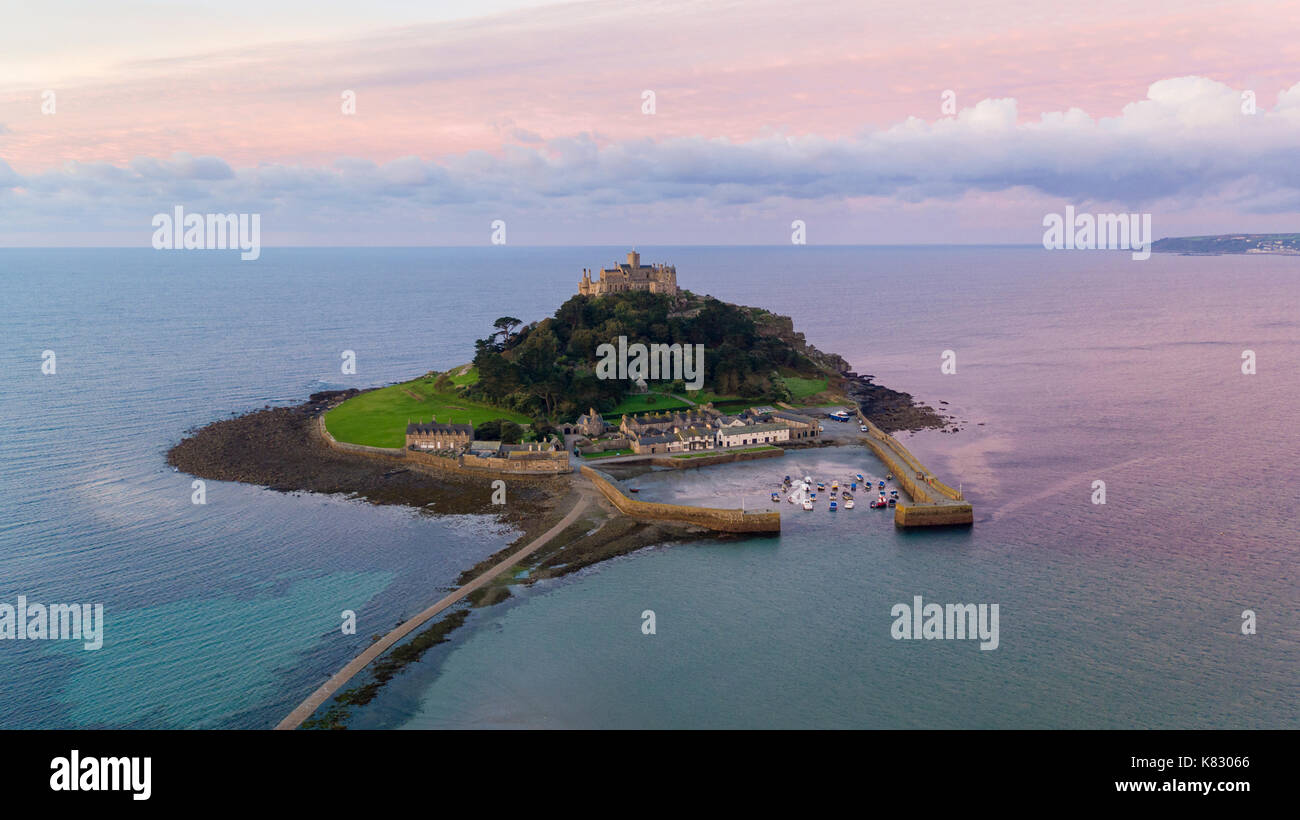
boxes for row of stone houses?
[620,407,722,438]
[405,417,562,457]
[567,403,820,455]
[406,418,474,451]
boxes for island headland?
[1152,233,1300,254]
[167,252,963,728]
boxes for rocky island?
[167,253,957,728]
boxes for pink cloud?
[1,0,1297,173]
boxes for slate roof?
[771,410,815,425]
[636,433,676,445]
[731,422,787,435]
[407,422,473,435]
[675,426,713,439]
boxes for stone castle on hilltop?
[578,250,678,297]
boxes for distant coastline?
[1152,233,1300,255]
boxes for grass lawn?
[711,400,757,414]
[580,448,635,459]
[446,365,479,387]
[606,389,755,418]
[682,389,743,405]
[603,380,832,419]
[605,393,693,417]
[324,377,530,448]
[781,375,828,402]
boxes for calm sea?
[1,246,1295,729]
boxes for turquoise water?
[1,247,1296,728]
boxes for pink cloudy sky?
[1,0,1298,245]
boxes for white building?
[716,422,789,448]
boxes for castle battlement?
[579,250,679,297]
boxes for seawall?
[317,417,572,477]
[856,413,973,528]
[580,465,780,533]
[649,447,785,469]
[893,502,975,527]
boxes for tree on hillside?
[467,292,824,423]
[492,317,522,345]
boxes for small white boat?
[844,499,855,509]
[801,499,813,511]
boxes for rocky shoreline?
[167,389,554,517]
[840,372,949,433]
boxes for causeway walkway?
[275,491,593,730]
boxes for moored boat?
[844,499,855,509]
[801,499,813,511]
[829,499,838,511]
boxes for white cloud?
[2,77,1298,243]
